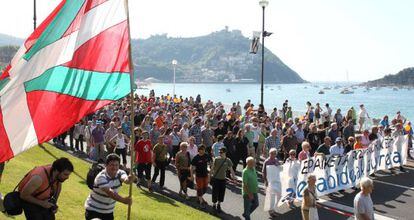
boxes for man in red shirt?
[134,131,153,191]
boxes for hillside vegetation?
[365,67,414,87]
[0,29,305,83]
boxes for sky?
[0,0,413,82]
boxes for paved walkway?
[55,140,414,220]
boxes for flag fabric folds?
[0,0,131,162]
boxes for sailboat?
[340,70,354,94]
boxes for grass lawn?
[0,143,217,220]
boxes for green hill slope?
[0,144,216,220]
[365,67,414,87]
[0,45,18,70]
[0,29,305,83]
[132,29,305,83]
[0,34,23,47]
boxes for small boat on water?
[135,80,151,90]
[318,90,325,94]
[137,86,149,90]
[340,88,354,94]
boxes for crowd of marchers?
[3,90,412,220]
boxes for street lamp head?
[259,0,269,8]
[172,59,178,65]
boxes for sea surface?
[137,83,414,121]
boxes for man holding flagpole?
[85,154,135,220]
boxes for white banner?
[278,135,410,205]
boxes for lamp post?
[172,59,177,98]
[259,0,269,106]
[33,0,37,30]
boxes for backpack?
[3,167,51,216]
[86,163,105,190]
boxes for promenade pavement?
[57,140,414,220]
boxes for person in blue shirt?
[212,135,225,157]
[380,115,389,128]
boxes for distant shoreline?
[139,81,413,88]
[142,81,308,84]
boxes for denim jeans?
[243,193,259,220]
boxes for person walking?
[189,118,203,146]
[233,129,249,171]
[109,127,130,167]
[358,104,370,132]
[210,147,236,213]
[18,158,74,220]
[91,121,106,162]
[84,121,94,156]
[265,129,281,158]
[175,142,191,199]
[104,122,118,154]
[151,136,169,190]
[223,131,236,165]
[190,145,210,207]
[170,125,182,162]
[74,121,85,153]
[211,135,225,158]
[244,124,255,158]
[242,157,259,220]
[187,136,198,160]
[85,154,135,220]
[262,148,282,217]
[301,175,319,220]
[354,177,374,220]
[281,128,299,160]
[298,141,311,161]
[134,131,153,191]
[330,137,345,156]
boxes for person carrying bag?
[210,147,236,213]
[3,158,73,220]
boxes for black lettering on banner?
[301,160,309,174]
[378,154,385,166]
[341,155,349,166]
[385,153,392,166]
[327,156,336,168]
[314,157,321,169]
[393,151,401,164]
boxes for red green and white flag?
[0,0,131,162]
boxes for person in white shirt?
[354,177,374,220]
[250,117,261,151]
[186,136,198,160]
[180,123,190,142]
[358,104,370,132]
[330,137,345,156]
[74,121,86,152]
[85,154,135,220]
